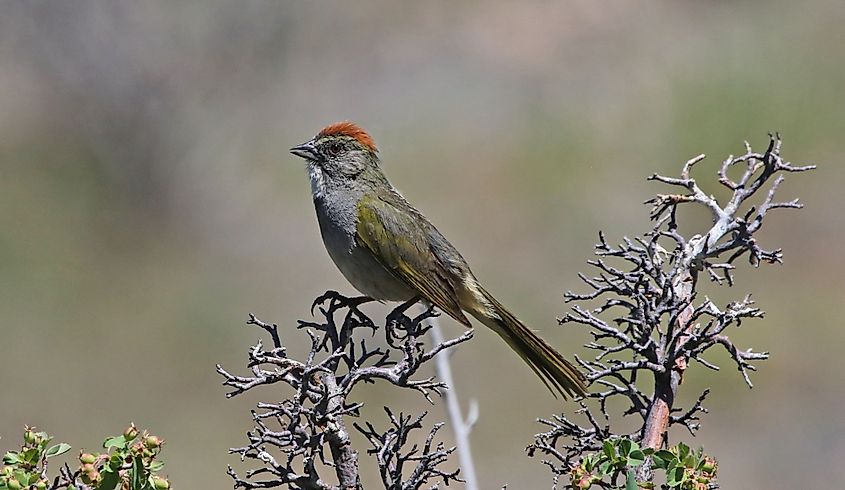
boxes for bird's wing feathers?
[355,192,471,326]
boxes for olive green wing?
[355,193,471,326]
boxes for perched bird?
[290,122,587,398]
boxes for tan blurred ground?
[0,1,842,488]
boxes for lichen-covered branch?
[528,134,814,487]
[217,291,471,489]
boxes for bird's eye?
[327,142,343,157]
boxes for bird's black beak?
[290,140,319,161]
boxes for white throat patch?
[308,162,327,198]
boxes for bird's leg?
[341,295,375,309]
[386,296,421,347]
[312,290,374,315]
[337,295,378,347]
[308,291,377,352]
[386,296,421,327]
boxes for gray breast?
[313,192,415,301]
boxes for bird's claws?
[311,290,340,315]
[386,297,421,326]
[311,290,373,315]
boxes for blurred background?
[0,1,842,488]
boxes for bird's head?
[290,122,381,197]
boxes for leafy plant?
[0,425,170,490]
[566,439,715,490]
[648,443,716,490]
[1,426,70,490]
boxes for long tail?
[469,287,588,399]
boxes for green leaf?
[13,471,29,486]
[628,449,646,466]
[603,440,616,461]
[665,459,678,483]
[652,449,675,470]
[149,460,164,472]
[620,439,633,457]
[625,470,638,490]
[44,443,71,458]
[37,441,51,454]
[582,454,596,472]
[680,468,690,485]
[108,453,124,470]
[598,461,611,475]
[655,449,675,459]
[131,455,145,490]
[3,451,20,465]
[666,466,684,487]
[99,468,120,490]
[676,442,690,460]
[21,448,40,465]
[103,435,127,449]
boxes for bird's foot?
[311,290,374,315]
[385,297,421,346]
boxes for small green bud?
[152,476,170,489]
[81,463,95,474]
[34,480,48,490]
[79,453,97,465]
[124,424,139,441]
[144,436,163,449]
[23,430,37,445]
[7,478,21,490]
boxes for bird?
[290,121,587,399]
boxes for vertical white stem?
[428,310,479,490]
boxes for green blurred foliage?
[561,438,717,490]
[0,1,842,488]
[0,425,169,490]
